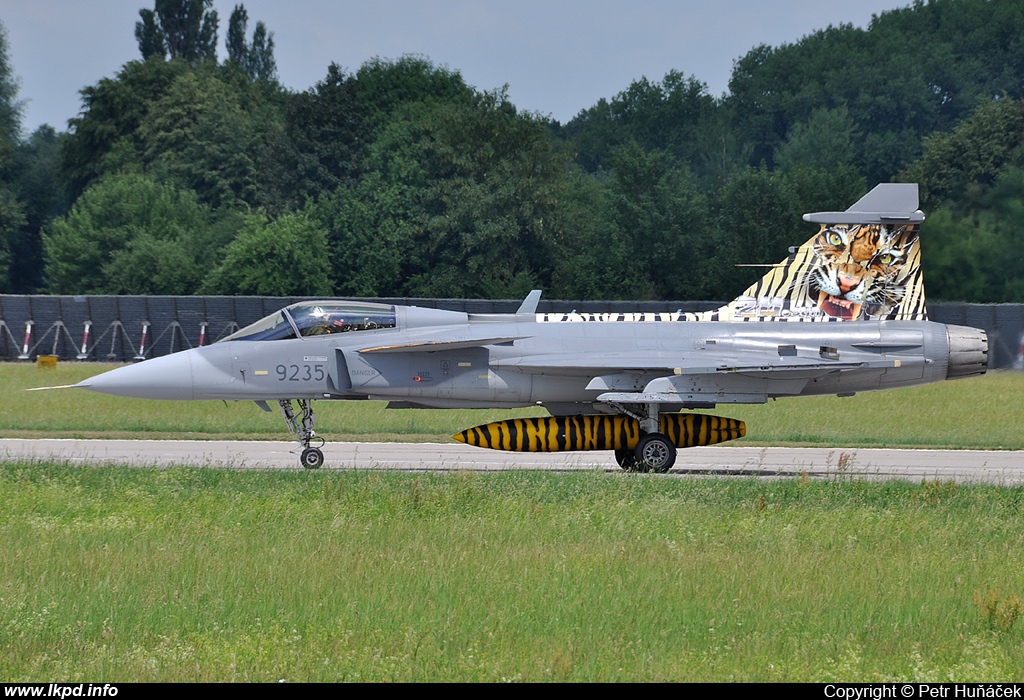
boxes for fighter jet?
[71,183,988,471]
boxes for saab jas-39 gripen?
[68,183,988,471]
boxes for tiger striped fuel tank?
[452,414,746,452]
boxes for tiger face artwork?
[673,206,927,323]
[807,224,919,321]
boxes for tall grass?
[3,362,1023,449]
[1,463,1022,681]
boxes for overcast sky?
[2,0,910,135]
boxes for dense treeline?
[1,0,1022,302]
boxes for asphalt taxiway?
[1,439,1022,484]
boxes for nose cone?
[77,350,196,400]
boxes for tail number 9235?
[276,364,325,382]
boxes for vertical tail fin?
[697,183,927,322]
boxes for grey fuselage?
[81,304,984,415]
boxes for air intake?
[946,325,988,379]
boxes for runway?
[1,438,1023,484]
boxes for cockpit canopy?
[221,301,397,342]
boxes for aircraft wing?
[358,335,528,354]
[592,356,911,405]
[490,352,700,375]
[493,351,910,405]
[492,352,906,375]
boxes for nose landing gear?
[279,399,325,469]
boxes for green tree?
[43,173,223,294]
[783,163,866,221]
[135,0,218,63]
[597,143,711,299]
[225,5,248,67]
[773,106,867,216]
[137,68,283,209]
[0,21,20,162]
[62,59,283,211]
[0,19,26,292]
[310,176,410,297]
[248,21,276,84]
[61,58,190,201]
[257,63,364,213]
[902,97,1024,208]
[0,188,26,292]
[544,169,628,300]
[226,4,277,84]
[204,211,333,296]
[709,167,802,298]
[921,167,1024,302]
[376,91,569,298]
[563,70,722,178]
[352,55,475,134]
[313,85,576,299]
[6,126,65,292]
[774,106,859,172]
[921,207,992,302]
[978,169,1024,301]
[898,97,1024,302]
[727,0,1024,182]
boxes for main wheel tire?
[634,433,676,473]
[301,447,324,469]
[614,448,640,471]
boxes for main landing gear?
[279,399,325,469]
[609,402,677,474]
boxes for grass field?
[2,362,1023,681]
[1,464,1023,682]
[2,362,1023,449]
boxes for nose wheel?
[280,399,326,469]
[300,447,325,469]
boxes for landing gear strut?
[609,402,677,473]
[279,399,325,469]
